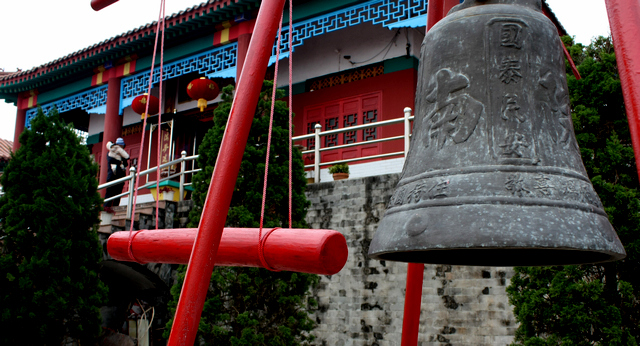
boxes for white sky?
[0,0,612,142]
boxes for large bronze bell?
[368,0,626,266]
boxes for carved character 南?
[423,69,485,149]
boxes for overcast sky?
[0,0,612,142]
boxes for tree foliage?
[507,36,640,345]
[165,81,318,345]
[0,109,107,344]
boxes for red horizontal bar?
[107,228,348,275]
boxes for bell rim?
[368,247,627,267]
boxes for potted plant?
[329,163,350,181]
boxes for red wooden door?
[303,92,381,165]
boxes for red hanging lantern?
[132,93,160,119]
[187,77,220,112]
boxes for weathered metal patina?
[369,0,626,266]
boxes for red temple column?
[605,0,640,180]
[236,33,252,81]
[12,98,26,152]
[426,0,443,31]
[99,75,123,192]
[443,0,460,16]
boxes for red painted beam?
[91,0,119,11]
[605,0,640,180]
[107,228,348,275]
[167,0,288,344]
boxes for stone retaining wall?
[305,174,517,346]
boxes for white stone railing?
[98,107,414,215]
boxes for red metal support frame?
[91,0,120,11]
[541,5,582,80]
[166,0,287,344]
[605,0,640,180]
[561,43,581,80]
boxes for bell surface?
[368,0,626,266]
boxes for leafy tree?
[507,36,640,345]
[0,108,107,344]
[165,81,318,345]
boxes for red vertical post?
[605,0,640,180]
[401,262,425,346]
[400,2,448,345]
[166,0,287,344]
[12,97,26,153]
[99,76,123,195]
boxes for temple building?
[0,0,565,202]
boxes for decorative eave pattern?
[0,0,261,95]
